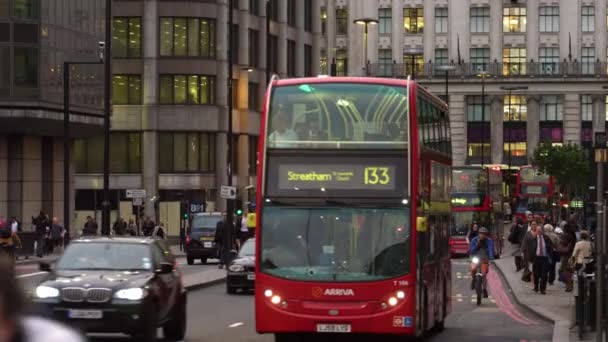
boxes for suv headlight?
[228,264,245,272]
[114,288,146,301]
[35,286,59,299]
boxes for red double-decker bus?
[513,165,555,221]
[449,167,504,257]
[255,76,452,340]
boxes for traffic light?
[183,213,189,219]
[236,209,243,216]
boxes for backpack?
[0,224,11,239]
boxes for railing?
[367,61,608,79]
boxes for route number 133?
[364,167,390,185]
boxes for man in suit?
[526,224,554,294]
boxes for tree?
[531,142,590,197]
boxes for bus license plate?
[316,324,351,333]
[68,309,103,319]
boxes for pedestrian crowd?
[507,211,594,295]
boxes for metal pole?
[363,23,368,76]
[508,89,512,170]
[411,56,415,80]
[480,75,485,167]
[101,0,112,235]
[63,62,70,238]
[226,0,235,264]
[597,160,604,342]
[266,0,271,84]
[444,70,448,102]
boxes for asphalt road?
[17,258,553,341]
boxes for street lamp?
[353,18,378,76]
[499,85,528,171]
[477,70,490,167]
[436,65,456,104]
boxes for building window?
[269,34,278,73]
[269,0,278,21]
[112,75,141,105]
[502,47,527,75]
[434,48,448,67]
[75,133,141,174]
[467,96,490,122]
[248,82,259,111]
[159,18,215,57]
[503,7,527,33]
[503,142,527,157]
[540,127,563,144]
[404,8,424,33]
[605,96,608,121]
[159,75,215,105]
[470,7,490,33]
[540,95,562,121]
[435,7,448,34]
[379,8,392,34]
[470,48,490,73]
[249,0,259,15]
[304,44,313,77]
[336,49,347,76]
[231,24,239,64]
[503,95,527,121]
[304,0,312,32]
[403,54,424,77]
[13,47,37,88]
[581,95,593,121]
[13,0,39,19]
[321,8,327,36]
[249,136,259,175]
[539,47,559,75]
[336,8,348,35]
[286,39,299,74]
[158,133,215,173]
[113,17,141,58]
[287,0,296,27]
[378,49,393,76]
[248,29,259,67]
[582,6,595,32]
[581,47,595,75]
[539,6,559,33]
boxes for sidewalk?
[493,243,573,342]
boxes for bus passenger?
[269,113,298,148]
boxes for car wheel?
[227,284,237,294]
[163,294,187,341]
[187,257,194,265]
[135,304,157,342]
[201,257,208,264]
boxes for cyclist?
[469,227,495,298]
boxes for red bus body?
[449,167,504,258]
[255,77,452,338]
[513,165,555,221]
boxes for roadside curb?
[493,260,570,342]
[15,258,57,266]
[184,276,226,291]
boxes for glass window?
[581,95,593,121]
[287,40,296,77]
[582,6,595,32]
[0,46,8,96]
[0,1,8,17]
[249,29,259,67]
[467,143,490,158]
[13,0,39,19]
[249,135,258,175]
[231,24,239,64]
[158,133,215,173]
[287,0,296,27]
[503,142,527,157]
[249,0,259,15]
[57,243,151,271]
[470,48,490,73]
[112,17,141,58]
[269,34,278,73]
[159,75,215,104]
[379,8,392,34]
[403,54,424,77]
[320,49,328,75]
[336,8,348,35]
[304,44,313,77]
[321,8,327,36]
[404,7,424,33]
[13,23,38,43]
[260,206,411,281]
[434,48,448,67]
[112,75,141,105]
[470,7,490,33]
[14,47,38,87]
[378,49,393,77]
[435,7,448,34]
[502,47,527,75]
[267,83,409,149]
[75,133,141,174]
[581,47,595,75]
[539,127,563,143]
[336,49,347,76]
[467,96,490,122]
[0,23,8,41]
[503,95,527,121]
[269,0,279,21]
[540,95,562,121]
[539,6,559,32]
[159,17,215,57]
[539,47,559,75]
[503,7,527,33]
[304,0,312,32]
[248,82,259,111]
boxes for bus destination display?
[278,164,397,191]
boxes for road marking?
[16,272,47,279]
[228,322,244,328]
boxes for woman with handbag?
[572,230,593,274]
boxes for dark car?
[32,237,186,341]
[186,212,223,265]
[226,239,255,294]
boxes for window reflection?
[160,17,216,57]
[502,7,526,33]
[113,75,141,105]
[76,133,141,174]
[14,47,38,87]
[13,0,39,19]
[158,133,215,173]
[174,18,187,56]
[159,75,215,105]
[113,17,141,58]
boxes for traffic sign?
[220,185,237,199]
[132,197,143,206]
[126,189,146,198]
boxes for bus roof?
[273,76,411,87]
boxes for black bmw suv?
[32,237,187,341]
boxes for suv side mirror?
[39,262,52,272]
[157,262,174,274]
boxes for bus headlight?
[388,297,398,306]
[264,289,273,298]
[271,295,281,305]
[396,290,405,299]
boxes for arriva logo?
[323,288,355,296]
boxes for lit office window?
[582,6,595,32]
[503,7,527,33]
[503,95,527,121]
[467,143,490,158]
[404,8,424,34]
[113,17,141,58]
[540,95,563,121]
[13,0,39,19]
[403,54,424,76]
[539,6,559,32]
[112,75,142,105]
[158,133,215,173]
[470,7,490,33]
[336,49,347,76]
[379,8,392,34]
[336,8,348,35]
[75,133,141,174]
[160,18,216,57]
[435,7,448,34]
[503,142,527,157]
[502,47,527,75]
[159,75,215,105]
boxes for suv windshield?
[191,215,222,233]
[57,243,152,271]
[261,206,410,282]
[239,240,255,257]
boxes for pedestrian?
[508,217,525,271]
[49,218,64,255]
[81,216,98,236]
[557,216,578,292]
[179,224,186,251]
[572,230,593,274]
[142,217,155,237]
[0,255,86,342]
[112,217,127,236]
[127,219,137,236]
[504,201,512,222]
[520,220,538,282]
[0,219,21,260]
[9,217,19,234]
[526,222,554,294]
[215,213,227,269]
[246,209,256,238]
[43,215,53,256]
[32,211,47,258]
[466,222,479,244]
[239,213,249,245]
[543,223,559,285]
[154,222,166,240]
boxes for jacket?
[214,220,226,243]
[525,233,554,261]
[469,236,495,260]
[572,240,593,264]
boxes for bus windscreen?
[451,169,487,193]
[520,167,549,183]
[267,83,408,149]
